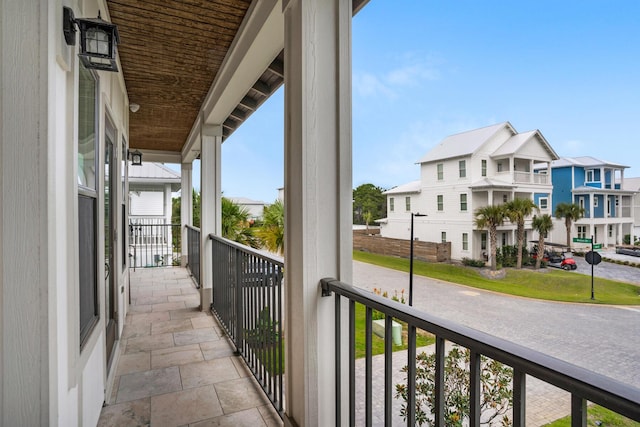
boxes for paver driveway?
[352,260,640,425]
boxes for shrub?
[395,346,513,426]
[462,257,486,268]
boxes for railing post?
[234,247,243,354]
[571,395,587,427]
[513,368,526,426]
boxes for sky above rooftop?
[178,1,640,202]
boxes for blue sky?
[180,1,640,203]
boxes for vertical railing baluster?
[365,306,373,427]
[513,368,526,426]
[407,324,416,426]
[434,336,445,427]
[235,248,243,353]
[277,265,283,411]
[469,350,481,427]
[571,395,587,427]
[384,315,393,426]
[349,300,356,427]
[335,293,342,427]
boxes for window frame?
[389,197,395,212]
[577,225,587,239]
[459,160,466,178]
[462,232,469,251]
[460,193,467,211]
[405,196,411,212]
[437,194,443,211]
[441,231,447,243]
[539,197,548,210]
[481,159,487,177]
[437,163,443,180]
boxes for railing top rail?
[185,224,201,232]
[321,277,640,421]
[209,233,284,267]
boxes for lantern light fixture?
[128,149,143,166]
[63,6,120,72]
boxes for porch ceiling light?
[63,6,120,72]
[128,149,143,166]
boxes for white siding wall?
[130,191,165,216]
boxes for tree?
[505,198,539,269]
[256,199,284,255]
[171,189,202,251]
[532,214,554,269]
[363,211,373,232]
[396,346,513,426]
[474,204,507,271]
[221,197,259,248]
[353,183,386,224]
[554,202,585,248]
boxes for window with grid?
[437,163,443,180]
[481,159,487,177]
[577,225,587,239]
[441,231,447,243]
[460,193,467,211]
[437,195,443,211]
[539,197,548,210]
[462,233,468,250]
[459,160,466,178]
[405,196,411,211]
[390,197,394,212]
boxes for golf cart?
[531,242,577,270]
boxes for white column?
[283,0,352,425]
[200,125,222,311]
[589,194,595,219]
[181,162,193,267]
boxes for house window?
[405,196,411,211]
[459,160,466,178]
[586,169,595,182]
[539,197,548,210]
[390,197,395,212]
[481,232,487,250]
[437,195,443,211]
[437,163,443,180]
[460,193,467,211]
[78,64,99,348]
[577,225,587,239]
[502,232,507,246]
[497,162,504,172]
[593,196,599,208]
[462,233,469,250]
[441,231,447,243]
[578,197,585,211]
[481,159,487,177]
[503,194,508,203]
[609,225,613,237]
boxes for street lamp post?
[409,212,427,306]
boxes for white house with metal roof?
[534,156,636,248]
[379,122,559,261]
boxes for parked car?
[615,245,640,257]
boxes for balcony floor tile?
[100,267,282,427]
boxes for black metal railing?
[321,278,640,426]
[128,220,180,268]
[210,234,284,417]
[186,225,201,288]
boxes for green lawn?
[543,404,640,426]
[354,302,434,358]
[354,250,640,305]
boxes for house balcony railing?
[209,234,284,418]
[186,225,201,288]
[513,171,549,185]
[128,219,180,268]
[320,277,639,426]
[200,236,639,425]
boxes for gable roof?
[491,130,559,160]
[417,122,515,164]
[383,180,421,195]
[128,162,181,191]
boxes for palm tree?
[256,200,284,255]
[474,204,507,271]
[363,211,373,233]
[554,202,585,248]
[506,198,539,269]
[221,197,259,248]
[532,214,554,269]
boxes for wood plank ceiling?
[108,0,368,154]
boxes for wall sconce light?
[128,149,143,166]
[63,6,120,72]
[129,103,140,113]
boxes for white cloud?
[386,63,440,86]
[353,72,396,98]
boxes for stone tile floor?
[98,267,283,427]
